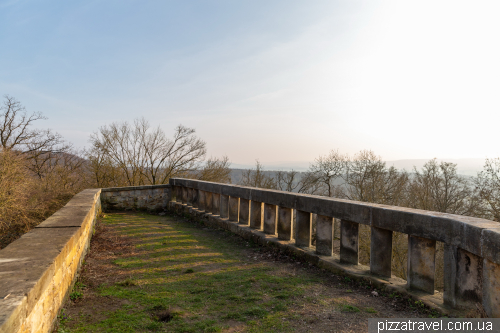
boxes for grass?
[56,212,430,332]
[58,213,322,332]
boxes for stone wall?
[0,189,101,333]
[101,185,171,212]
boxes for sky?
[1,0,500,169]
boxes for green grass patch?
[57,212,388,332]
[339,304,361,313]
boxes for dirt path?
[54,212,437,333]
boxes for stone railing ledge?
[101,184,170,192]
[482,227,500,264]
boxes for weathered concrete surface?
[192,188,199,208]
[168,201,452,317]
[205,191,213,213]
[482,259,500,318]
[101,185,171,212]
[277,207,292,241]
[0,189,101,333]
[316,215,333,256]
[187,188,194,206]
[250,201,262,230]
[220,195,229,219]
[296,210,311,247]
[443,245,484,309]
[370,226,392,277]
[198,190,206,211]
[228,197,239,222]
[182,187,188,204]
[340,220,359,265]
[211,193,220,216]
[408,236,436,294]
[239,199,250,226]
[263,204,277,235]
[455,249,483,305]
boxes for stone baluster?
[220,195,229,218]
[181,187,188,204]
[187,188,193,206]
[198,190,206,211]
[370,226,392,277]
[250,201,262,229]
[239,199,250,225]
[482,259,500,317]
[407,235,436,293]
[212,193,220,216]
[263,204,277,235]
[278,207,292,240]
[173,186,181,202]
[228,197,239,221]
[192,188,199,209]
[296,210,311,247]
[443,245,483,308]
[205,191,213,213]
[316,215,333,255]
[340,220,359,264]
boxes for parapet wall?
[169,178,500,318]
[0,189,101,333]
[101,185,171,212]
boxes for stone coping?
[0,189,101,333]
[102,184,170,192]
[170,178,500,265]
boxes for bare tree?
[275,170,300,192]
[343,150,408,206]
[0,95,69,155]
[474,158,500,221]
[191,156,232,183]
[408,159,479,215]
[240,160,276,189]
[89,118,207,186]
[308,150,347,197]
[85,145,126,188]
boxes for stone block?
[263,204,277,235]
[340,220,359,264]
[198,191,206,211]
[228,197,239,222]
[212,193,220,216]
[250,201,262,229]
[220,195,229,218]
[295,196,371,225]
[407,235,436,294]
[277,207,292,241]
[205,191,213,213]
[316,215,333,256]
[239,199,250,225]
[482,258,500,318]
[295,210,311,247]
[370,226,392,277]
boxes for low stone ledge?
[169,201,459,317]
[0,189,101,333]
[101,184,170,192]
[101,185,171,212]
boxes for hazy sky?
[1,1,499,167]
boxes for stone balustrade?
[170,178,500,317]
